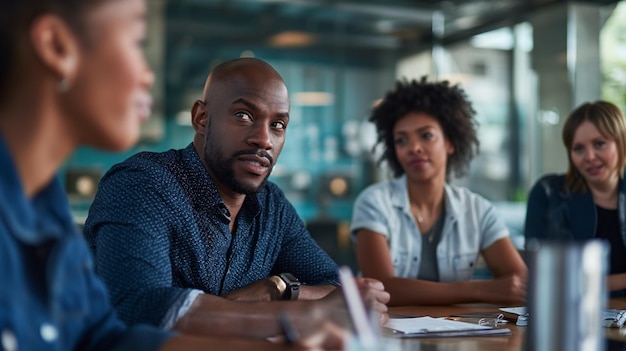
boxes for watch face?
[280,273,300,284]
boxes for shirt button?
[1,329,17,351]
[40,323,58,343]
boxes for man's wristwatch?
[269,273,300,300]
[279,273,300,300]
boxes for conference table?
[383,298,626,351]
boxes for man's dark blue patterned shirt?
[84,143,339,327]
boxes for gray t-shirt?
[417,207,446,281]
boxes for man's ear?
[191,100,208,133]
[29,14,80,85]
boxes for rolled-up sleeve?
[350,186,392,241]
[477,198,510,250]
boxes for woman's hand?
[477,275,527,306]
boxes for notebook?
[384,316,511,338]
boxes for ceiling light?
[470,27,514,50]
[269,31,316,48]
[293,92,334,106]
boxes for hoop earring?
[57,78,71,93]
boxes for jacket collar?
[0,137,74,244]
[557,170,626,241]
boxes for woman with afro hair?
[350,77,527,306]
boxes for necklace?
[415,212,424,223]
[424,228,435,243]
[412,206,440,242]
[411,206,425,224]
[412,210,434,242]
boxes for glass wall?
[63,0,625,265]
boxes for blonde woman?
[525,101,626,295]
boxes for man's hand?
[320,277,390,326]
[296,320,347,351]
[354,277,390,324]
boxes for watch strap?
[279,273,300,300]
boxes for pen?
[279,311,300,345]
[338,266,380,347]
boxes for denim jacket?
[524,172,626,246]
[0,137,172,351]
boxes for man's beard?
[203,131,272,195]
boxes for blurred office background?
[63,0,626,271]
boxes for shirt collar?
[389,174,410,211]
[0,136,74,244]
[442,183,460,220]
[389,174,458,220]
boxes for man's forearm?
[222,278,337,302]
[161,334,295,351]
[298,284,337,300]
[172,293,316,339]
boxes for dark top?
[596,206,626,275]
[84,143,340,327]
[525,173,626,246]
[0,137,172,351]
[525,173,626,296]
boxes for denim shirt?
[0,137,172,351]
[350,175,509,282]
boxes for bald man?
[84,58,389,340]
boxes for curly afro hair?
[369,76,479,179]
